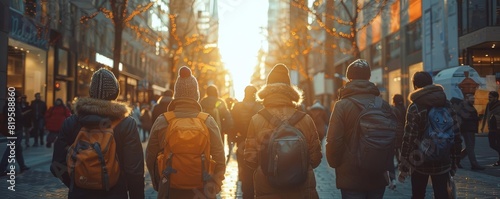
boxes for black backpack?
[258,109,308,188]
[347,97,397,173]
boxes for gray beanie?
[174,66,200,101]
[89,68,119,100]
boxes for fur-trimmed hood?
[257,83,303,107]
[75,97,131,121]
[408,84,447,107]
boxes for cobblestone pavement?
[0,136,499,198]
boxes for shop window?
[406,20,422,55]
[386,32,400,60]
[7,48,25,90]
[58,49,68,76]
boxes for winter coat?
[140,109,153,132]
[200,96,234,134]
[457,101,479,134]
[392,103,407,148]
[326,79,392,191]
[50,98,145,199]
[44,105,71,132]
[399,85,462,175]
[244,84,322,199]
[145,98,226,199]
[482,100,500,132]
[307,102,329,141]
[31,99,47,121]
[231,99,263,141]
[151,96,173,123]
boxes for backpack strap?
[287,111,306,126]
[258,109,282,127]
[163,111,176,122]
[197,112,210,121]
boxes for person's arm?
[303,115,322,169]
[481,103,489,132]
[50,116,76,187]
[145,115,168,191]
[244,116,258,169]
[325,101,346,168]
[449,105,462,176]
[399,104,421,173]
[206,116,226,193]
[118,117,145,199]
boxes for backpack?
[156,112,215,190]
[234,101,260,139]
[258,109,308,188]
[207,100,222,130]
[418,106,455,161]
[347,97,397,173]
[67,119,122,191]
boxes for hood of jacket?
[200,96,221,109]
[339,80,380,99]
[167,98,202,112]
[74,97,131,128]
[159,96,173,104]
[257,83,303,107]
[409,84,447,107]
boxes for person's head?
[89,68,120,100]
[392,94,404,106]
[206,85,219,97]
[346,59,371,81]
[258,64,303,105]
[244,85,258,100]
[21,95,27,102]
[35,93,41,100]
[54,98,63,106]
[464,93,475,105]
[173,66,200,101]
[266,63,291,85]
[488,91,499,104]
[412,71,433,89]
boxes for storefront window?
[406,20,422,55]
[7,47,24,90]
[58,49,68,76]
[77,64,94,97]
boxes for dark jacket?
[457,101,479,134]
[307,102,330,141]
[50,98,145,199]
[326,80,391,191]
[31,99,47,121]
[231,99,263,141]
[392,103,407,148]
[200,96,233,134]
[152,96,173,122]
[244,84,322,199]
[145,98,226,199]
[399,85,462,175]
[482,100,500,132]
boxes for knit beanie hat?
[174,66,200,101]
[206,85,219,97]
[346,59,371,80]
[89,68,119,100]
[412,71,433,89]
[267,64,291,85]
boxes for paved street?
[0,135,498,199]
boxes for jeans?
[0,132,28,171]
[411,172,451,199]
[488,131,500,160]
[461,131,480,166]
[340,188,385,199]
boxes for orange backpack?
[156,112,215,189]
[67,120,121,191]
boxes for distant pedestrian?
[307,100,330,141]
[44,98,71,148]
[66,100,75,114]
[0,90,30,176]
[146,66,225,198]
[140,105,153,142]
[132,102,142,135]
[391,94,407,163]
[244,64,322,198]
[151,90,173,122]
[398,71,462,199]
[20,95,32,148]
[50,68,144,199]
[200,85,234,143]
[31,92,47,147]
[231,85,263,199]
[481,91,500,166]
[326,59,397,199]
[457,94,485,170]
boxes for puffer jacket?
[44,105,71,132]
[145,98,226,199]
[399,85,462,175]
[244,83,322,199]
[50,98,145,199]
[326,79,392,191]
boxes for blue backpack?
[419,106,455,161]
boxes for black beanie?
[346,59,371,80]
[267,64,291,85]
[412,71,433,89]
[89,68,119,100]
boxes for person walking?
[140,105,153,142]
[151,90,173,122]
[326,59,396,199]
[31,92,47,147]
[231,85,263,199]
[20,95,32,148]
[392,94,407,163]
[44,98,71,148]
[200,85,234,143]
[457,94,485,170]
[50,68,145,199]
[307,100,330,142]
[0,91,30,176]
[244,64,322,198]
[146,66,226,198]
[481,91,500,166]
[398,71,462,199]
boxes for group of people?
[1,57,499,199]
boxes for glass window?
[58,49,68,76]
[7,47,25,90]
[406,20,422,55]
[386,32,400,60]
[10,0,24,12]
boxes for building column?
[0,1,9,105]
